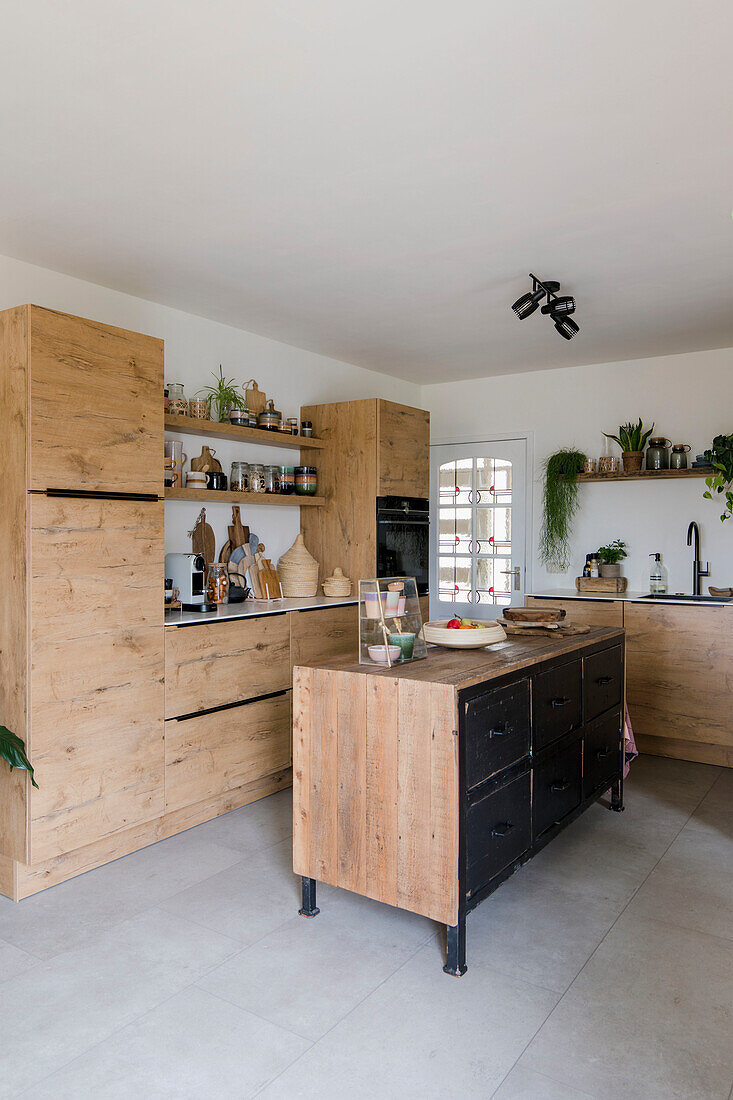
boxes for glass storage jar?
[207,563,229,604]
[264,465,282,493]
[187,395,210,419]
[230,461,249,492]
[167,382,187,416]
[248,463,266,493]
[646,437,671,470]
[279,466,295,494]
[287,417,299,435]
[294,466,318,495]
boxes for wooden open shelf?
[577,468,713,483]
[164,413,325,449]
[165,487,325,506]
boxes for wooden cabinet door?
[28,307,163,495]
[28,495,164,861]
[377,401,430,498]
[290,604,358,667]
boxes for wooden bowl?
[422,620,506,649]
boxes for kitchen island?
[293,626,625,975]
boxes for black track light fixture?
[511,273,580,339]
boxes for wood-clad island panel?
[293,666,458,925]
[625,602,733,766]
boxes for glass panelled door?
[430,439,527,621]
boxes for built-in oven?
[376,496,429,596]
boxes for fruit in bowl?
[447,617,484,630]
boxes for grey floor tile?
[24,986,310,1100]
[260,943,559,1098]
[189,787,293,855]
[199,898,433,1041]
[628,827,733,940]
[158,837,304,947]
[0,830,244,961]
[465,871,620,993]
[686,768,733,840]
[493,1064,596,1099]
[0,908,240,1095]
[0,936,39,983]
[522,911,733,1099]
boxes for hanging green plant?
[539,448,587,569]
[703,433,733,523]
[0,726,38,788]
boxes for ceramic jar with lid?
[279,466,295,494]
[646,437,671,470]
[670,443,691,469]
[294,466,318,495]
[258,399,282,431]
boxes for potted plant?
[703,434,733,523]
[203,365,247,423]
[0,726,38,788]
[597,539,628,578]
[604,419,655,473]
[539,448,587,570]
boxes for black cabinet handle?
[596,747,613,759]
[491,822,514,837]
[489,725,512,738]
[551,779,570,792]
[551,696,571,708]
[596,676,613,685]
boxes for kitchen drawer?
[290,604,358,667]
[533,738,583,838]
[464,680,530,790]
[584,710,622,798]
[165,691,291,812]
[165,615,291,718]
[466,770,531,896]
[532,659,582,750]
[584,644,623,723]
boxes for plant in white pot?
[597,540,628,578]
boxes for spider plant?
[0,726,38,787]
[203,366,246,422]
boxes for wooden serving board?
[498,620,590,637]
[504,606,566,623]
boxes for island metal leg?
[611,775,624,812]
[444,918,467,977]
[298,876,320,917]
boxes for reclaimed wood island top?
[293,626,625,933]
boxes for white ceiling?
[1,1,732,383]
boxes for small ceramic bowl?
[368,644,401,665]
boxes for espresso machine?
[165,553,207,609]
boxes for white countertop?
[165,594,358,626]
[528,589,732,607]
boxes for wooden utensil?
[231,506,249,549]
[190,445,222,474]
[259,558,283,600]
[189,508,215,565]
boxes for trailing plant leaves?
[0,726,38,787]
[702,435,733,523]
[539,449,586,569]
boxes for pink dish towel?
[623,704,638,777]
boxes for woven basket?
[278,534,319,597]
[322,567,352,598]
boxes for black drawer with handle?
[532,659,582,750]
[584,709,622,798]
[466,770,531,896]
[464,680,531,790]
[584,645,623,723]
[533,737,583,838]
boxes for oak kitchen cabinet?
[525,596,624,629]
[299,398,430,593]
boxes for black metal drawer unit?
[447,634,625,976]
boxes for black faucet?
[686,521,710,596]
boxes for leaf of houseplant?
[0,725,38,788]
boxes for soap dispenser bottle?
[649,553,668,595]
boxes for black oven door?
[376,497,429,596]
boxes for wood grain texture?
[526,597,624,629]
[164,413,325,449]
[635,734,733,768]
[292,667,458,924]
[377,400,430,498]
[300,399,378,588]
[28,306,163,494]
[165,692,291,812]
[8,766,292,901]
[165,614,290,718]
[625,602,733,761]
[577,468,710,482]
[290,604,358,666]
[166,488,325,507]
[28,495,165,862]
[0,306,30,861]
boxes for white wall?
[423,348,733,594]
[0,254,421,565]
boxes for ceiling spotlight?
[554,316,579,340]
[510,274,580,340]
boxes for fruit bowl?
[421,619,507,649]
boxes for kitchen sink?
[640,593,732,603]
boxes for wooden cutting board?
[190,508,215,565]
[499,620,590,637]
[504,606,566,623]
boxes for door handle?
[551,696,571,708]
[551,779,570,792]
[596,676,613,685]
[499,565,521,591]
[491,822,514,837]
[596,748,613,760]
[489,725,512,738]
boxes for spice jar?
[207,563,229,604]
[230,461,249,492]
[167,382,187,416]
[248,463,266,493]
[279,466,295,494]
[301,420,313,437]
[258,400,281,431]
[264,465,282,493]
[295,466,318,495]
[287,417,299,435]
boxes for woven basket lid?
[324,567,350,585]
[278,533,318,569]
